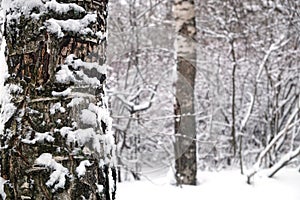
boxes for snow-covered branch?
[256,36,290,81]
[240,92,254,131]
[247,97,300,183]
[267,145,300,178]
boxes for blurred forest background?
[107,0,300,182]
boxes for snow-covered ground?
[117,168,300,200]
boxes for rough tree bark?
[173,0,197,185]
[0,0,116,199]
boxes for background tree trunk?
[0,0,116,199]
[173,0,197,185]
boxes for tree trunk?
[0,0,116,199]
[173,0,197,185]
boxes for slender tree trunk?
[230,40,237,157]
[0,0,116,199]
[173,0,197,185]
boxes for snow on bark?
[0,177,6,200]
[81,109,98,127]
[2,0,44,21]
[21,131,55,144]
[35,153,69,191]
[67,97,84,107]
[52,88,72,96]
[45,14,98,38]
[3,0,86,22]
[53,100,115,160]
[1,0,116,199]
[76,160,93,177]
[0,39,15,137]
[55,54,107,86]
[45,0,85,14]
[65,54,107,74]
[50,102,66,114]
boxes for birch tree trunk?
[0,0,116,199]
[173,0,197,185]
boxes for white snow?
[266,146,300,177]
[88,103,112,131]
[66,54,108,74]
[45,0,85,14]
[89,103,115,160]
[45,14,97,38]
[3,0,44,20]
[0,38,16,139]
[55,101,114,162]
[55,54,107,86]
[80,109,97,127]
[96,184,104,192]
[69,128,95,146]
[76,160,92,177]
[50,102,66,115]
[22,131,54,144]
[45,18,64,38]
[117,169,300,200]
[0,11,8,199]
[247,101,300,179]
[4,0,86,22]
[96,31,107,41]
[57,126,73,138]
[75,70,100,87]
[56,126,101,153]
[4,0,102,40]
[8,84,23,94]
[55,65,76,84]
[0,177,6,200]
[52,88,72,97]
[35,153,69,191]
[108,167,116,200]
[67,97,84,107]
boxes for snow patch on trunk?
[45,0,85,14]
[67,97,84,107]
[22,132,55,144]
[50,102,66,115]
[80,109,97,127]
[76,160,92,177]
[0,38,16,142]
[45,14,97,38]
[0,177,7,200]
[52,88,72,96]
[35,153,69,191]
[3,0,86,22]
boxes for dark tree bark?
[0,0,116,199]
[173,0,197,185]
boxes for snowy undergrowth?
[117,169,300,200]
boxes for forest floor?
[116,168,300,200]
